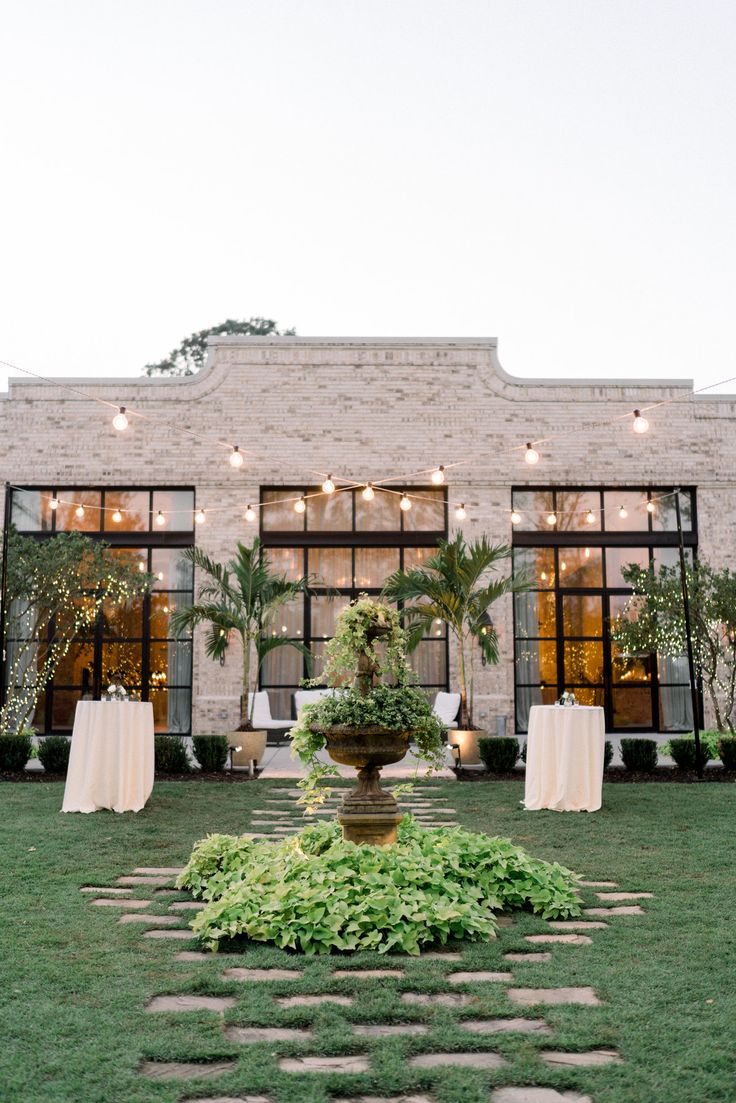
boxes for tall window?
[259,487,448,717]
[512,487,696,733]
[7,487,195,733]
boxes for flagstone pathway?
[80,785,654,1102]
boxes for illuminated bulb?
[561,560,567,571]
[229,445,244,468]
[632,409,649,434]
[50,497,59,511]
[195,509,206,524]
[138,561,146,572]
[111,509,122,524]
[157,571,164,581]
[322,474,335,494]
[585,547,591,558]
[75,504,85,519]
[362,484,375,501]
[510,510,521,525]
[546,512,557,526]
[281,625,288,633]
[647,501,655,514]
[112,406,128,431]
[431,465,446,485]
[585,510,596,524]
[155,510,166,526]
[619,505,628,519]
[400,493,412,511]
[455,503,466,520]
[244,504,256,522]
[524,442,540,465]
[294,496,306,514]
[163,605,169,614]
[541,571,547,581]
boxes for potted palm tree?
[171,539,312,768]
[383,533,524,766]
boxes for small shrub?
[604,740,614,770]
[620,738,658,773]
[717,736,736,771]
[520,742,527,763]
[666,736,713,770]
[155,736,191,773]
[192,735,229,772]
[0,733,33,772]
[478,736,520,773]
[37,736,71,774]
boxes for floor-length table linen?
[62,701,155,813]
[524,704,605,812]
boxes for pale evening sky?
[1,0,735,395]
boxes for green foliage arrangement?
[478,736,520,773]
[37,736,71,774]
[661,732,719,770]
[154,736,191,773]
[192,735,230,772]
[717,736,736,770]
[177,817,581,955]
[619,738,658,773]
[142,316,296,376]
[0,732,33,772]
[604,740,614,770]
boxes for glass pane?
[54,641,95,687]
[150,686,191,733]
[653,546,693,571]
[309,547,352,588]
[512,547,556,588]
[510,490,554,531]
[151,548,194,590]
[603,491,649,532]
[11,489,53,531]
[101,596,143,639]
[150,641,192,686]
[32,692,46,729]
[53,596,98,638]
[563,640,604,684]
[103,490,149,532]
[555,490,601,531]
[51,689,83,729]
[410,641,447,685]
[562,595,603,637]
[658,653,690,683]
[55,490,101,532]
[355,489,401,532]
[261,490,306,531]
[514,591,556,638]
[261,644,304,686]
[515,639,557,684]
[515,685,557,732]
[311,595,349,639]
[150,593,192,638]
[310,641,328,681]
[563,686,604,707]
[609,593,638,623]
[403,546,436,570]
[612,687,653,728]
[307,490,352,531]
[606,547,650,588]
[401,490,445,531]
[152,489,195,531]
[611,646,652,683]
[659,684,693,730]
[651,489,692,532]
[265,597,304,639]
[354,547,400,588]
[267,547,305,582]
[109,547,148,575]
[101,642,143,687]
[558,546,603,588]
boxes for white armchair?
[248,691,293,734]
[433,691,461,729]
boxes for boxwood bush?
[717,736,736,771]
[0,733,33,772]
[620,738,658,773]
[662,731,719,770]
[154,736,191,773]
[37,735,71,774]
[604,740,614,769]
[192,735,229,772]
[478,736,520,773]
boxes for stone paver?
[279,1055,370,1073]
[504,952,552,963]
[140,1060,236,1080]
[176,951,211,961]
[91,898,151,908]
[578,880,617,888]
[118,875,174,886]
[143,929,194,940]
[223,967,302,981]
[548,921,607,931]
[595,891,652,901]
[277,995,353,1008]
[526,934,592,946]
[415,951,463,960]
[352,1023,429,1037]
[333,969,404,979]
[80,886,132,895]
[583,906,643,917]
[508,987,601,1007]
[225,1025,314,1043]
[134,866,184,875]
[119,913,179,926]
[181,1097,271,1103]
[541,1049,622,1067]
[169,901,205,912]
[333,1097,433,1103]
[146,995,235,1013]
[460,1017,551,1035]
[410,1051,507,1069]
[491,1089,593,1103]
[401,992,475,1007]
[448,971,512,984]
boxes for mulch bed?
[453,766,735,783]
[1,769,262,783]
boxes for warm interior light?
[195,509,206,524]
[647,501,655,514]
[619,505,628,519]
[431,465,445,485]
[111,509,122,524]
[50,497,59,511]
[362,484,375,501]
[455,503,467,520]
[244,504,256,522]
[294,496,306,513]
[546,512,557,526]
[525,443,540,465]
[632,410,649,434]
[157,571,164,581]
[585,509,596,524]
[585,547,591,558]
[541,571,547,581]
[156,510,166,526]
[112,406,128,431]
[400,493,412,511]
[75,505,85,519]
[322,475,336,494]
[229,445,244,468]
[510,510,521,525]
[138,560,146,572]
[561,560,567,571]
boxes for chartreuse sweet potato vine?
[177,818,581,955]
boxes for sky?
[1,0,735,395]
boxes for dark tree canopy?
[142,317,296,377]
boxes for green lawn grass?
[2,778,735,1103]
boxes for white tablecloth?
[62,701,155,813]
[524,704,605,812]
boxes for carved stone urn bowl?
[320,725,410,846]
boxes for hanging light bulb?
[646,500,655,514]
[112,406,128,431]
[322,474,336,494]
[244,504,256,522]
[455,503,467,520]
[561,560,567,571]
[540,571,547,582]
[632,409,649,434]
[584,547,591,558]
[195,509,206,524]
[546,512,557,526]
[111,509,122,524]
[75,504,85,519]
[524,443,540,465]
[399,493,412,511]
[294,496,306,514]
[50,497,59,511]
[138,560,146,573]
[619,505,628,519]
[431,465,446,485]
[229,445,244,468]
[585,509,596,525]
[510,510,521,525]
[362,484,375,501]
[157,571,164,581]
[155,510,166,526]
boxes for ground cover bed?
[2,778,734,1103]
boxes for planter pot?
[449,729,488,768]
[229,730,267,775]
[321,725,410,846]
